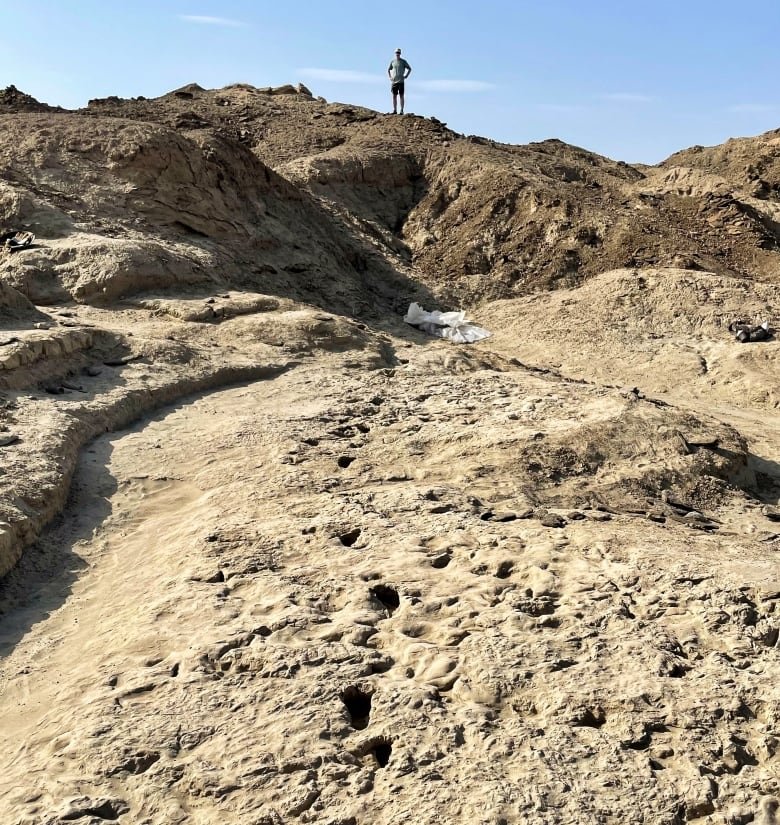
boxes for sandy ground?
[1,329,779,824]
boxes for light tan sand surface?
[1,334,779,824]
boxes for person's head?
[395,48,402,57]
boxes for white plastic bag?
[403,302,491,343]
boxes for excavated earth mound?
[0,84,778,825]
[80,84,780,304]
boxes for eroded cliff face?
[0,85,778,825]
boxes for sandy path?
[0,371,320,818]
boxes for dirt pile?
[67,84,780,309]
[0,84,779,824]
[663,129,780,198]
[0,111,432,314]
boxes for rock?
[539,512,566,528]
[271,84,298,95]
[57,798,130,821]
[763,506,780,522]
[586,510,612,522]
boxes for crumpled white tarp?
[404,302,491,343]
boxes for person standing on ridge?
[388,48,412,114]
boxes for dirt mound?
[0,280,47,321]
[663,127,780,199]
[74,84,780,308]
[485,267,780,410]
[0,112,433,314]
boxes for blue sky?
[3,0,780,163]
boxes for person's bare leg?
[399,90,405,114]
[392,90,398,113]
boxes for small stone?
[621,386,643,399]
[204,570,225,583]
[763,506,780,522]
[540,512,566,528]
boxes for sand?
[0,329,778,823]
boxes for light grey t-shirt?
[388,57,411,83]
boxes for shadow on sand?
[0,435,116,658]
[749,451,780,506]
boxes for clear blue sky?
[3,0,780,163]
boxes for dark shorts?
[391,81,405,95]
